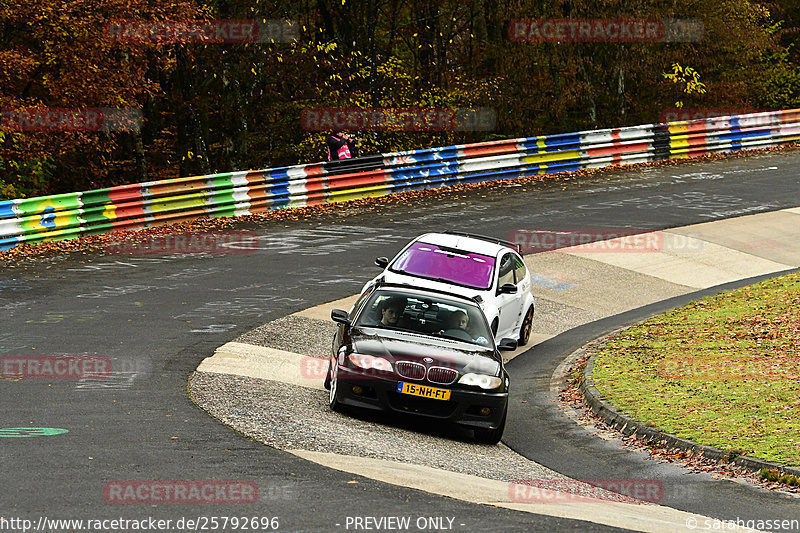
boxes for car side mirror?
[499,283,517,294]
[331,309,351,325]
[375,257,389,268]
[498,338,517,351]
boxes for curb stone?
[578,343,800,480]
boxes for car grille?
[426,366,458,385]
[396,361,425,380]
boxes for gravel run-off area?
[190,314,566,484]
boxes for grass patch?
[761,469,800,486]
[592,271,800,466]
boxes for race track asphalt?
[2,149,799,532]
[504,271,800,525]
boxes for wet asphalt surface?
[2,150,800,532]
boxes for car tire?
[518,306,534,346]
[328,359,342,412]
[323,359,332,390]
[474,408,506,445]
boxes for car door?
[513,252,532,301]
[495,252,524,339]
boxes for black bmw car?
[324,284,517,444]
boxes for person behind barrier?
[326,131,357,161]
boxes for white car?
[363,232,535,346]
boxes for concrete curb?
[578,341,800,479]
[289,449,721,533]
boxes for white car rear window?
[390,242,496,290]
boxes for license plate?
[397,382,451,401]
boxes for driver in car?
[449,309,469,331]
[380,297,407,326]
[441,310,489,344]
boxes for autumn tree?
[1,0,796,199]
[0,0,200,197]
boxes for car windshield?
[389,242,495,290]
[355,291,493,347]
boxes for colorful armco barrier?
[1,109,799,251]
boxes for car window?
[497,253,515,288]
[513,254,527,285]
[389,241,496,290]
[354,291,492,346]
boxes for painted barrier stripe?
[0,110,797,249]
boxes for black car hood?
[349,327,501,376]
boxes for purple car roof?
[390,241,497,290]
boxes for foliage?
[0,0,798,198]
[753,49,800,109]
[0,0,199,197]
[761,468,800,487]
[662,63,707,108]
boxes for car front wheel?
[324,360,332,390]
[328,359,342,412]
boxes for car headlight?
[348,353,394,373]
[458,373,502,390]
